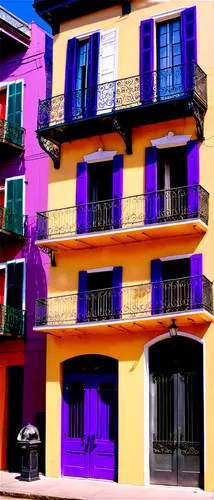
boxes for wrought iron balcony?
[36,62,207,168]
[0,206,26,242]
[35,185,209,251]
[0,304,25,337]
[0,117,25,150]
[35,276,213,331]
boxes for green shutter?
[7,82,22,127]
[7,84,16,124]
[5,178,24,235]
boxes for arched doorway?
[62,355,118,481]
[149,336,203,488]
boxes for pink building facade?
[0,8,51,471]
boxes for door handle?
[81,434,89,448]
[90,433,96,451]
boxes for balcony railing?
[37,62,207,130]
[0,304,25,336]
[0,117,25,149]
[35,275,213,327]
[0,206,26,237]
[36,185,209,241]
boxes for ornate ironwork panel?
[152,374,174,454]
[35,275,213,326]
[37,62,207,131]
[0,206,26,237]
[0,304,25,336]
[0,118,25,148]
[36,184,209,241]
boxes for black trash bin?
[17,424,41,481]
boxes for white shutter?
[97,29,118,114]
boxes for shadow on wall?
[1,48,28,81]
[21,216,48,331]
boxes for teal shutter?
[7,82,22,126]
[5,261,24,336]
[6,178,24,235]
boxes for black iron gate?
[150,337,203,487]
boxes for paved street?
[0,472,214,500]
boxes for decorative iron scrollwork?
[180,441,200,455]
[39,246,56,267]
[36,184,209,241]
[0,304,25,337]
[36,62,207,157]
[0,117,25,148]
[152,441,174,455]
[112,116,132,155]
[188,101,205,141]
[35,274,213,326]
[38,135,60,169]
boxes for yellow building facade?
[34,0,214,490]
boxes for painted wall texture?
[0,20,51,469]
[37,0,214,491]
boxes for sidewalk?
[0,472,214,500]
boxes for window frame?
[0,79,24,127]
[5,175,25,216]
[152,9,185,72]
[0,258,25,311]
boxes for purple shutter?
[112,266,122,318]
[140,19,154,103]
[113,155,123,229]
[151,259,163,315]
[145,146,157,224]
[187,140,199,218]
[77,271,87,322]
[190,254,202,309]
[181,7,197,92]
[87,32,100,117]
[76,162,88,234]
[64,38,78,122]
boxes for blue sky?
[1,0,51,32]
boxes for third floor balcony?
[36,184,209,251]
[36,62,207,168]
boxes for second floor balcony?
[0,304,26,338]
[36,62,207,168]
[34,275,213,336]
[0,117,25,151]
[0,206,26,243]
[36,184,209,251]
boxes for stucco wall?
[46,0,214,490]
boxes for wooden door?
[90,373,118,480]
[62,372,118,480]
[7,366,24,471]
[62,373,90,478]
[150,337,203,487]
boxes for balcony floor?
[0,228,26,244]
[34,308,214,338]
[35,218,207,252]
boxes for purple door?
[62,373,90,478]
[62,372,118,480]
